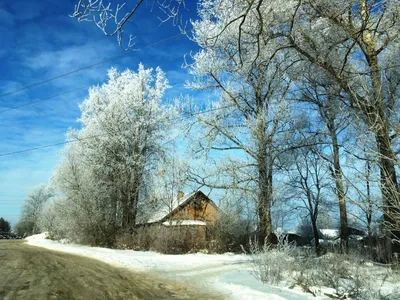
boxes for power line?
[0,86,88,114]
[0,33,183,116]
[0,139,86,158]
[0,104,235,158]
[0,33,184,99]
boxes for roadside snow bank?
[26,233,249,272]
[25,233,323,299]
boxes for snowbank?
[25,233,321,299]
[26,233,248,272]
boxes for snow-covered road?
[26,234,320,299]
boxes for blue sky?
[0,0,203,227]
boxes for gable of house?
[146,191,219,225]
[168,192,219,223]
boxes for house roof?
[162,220,207,226]
[320,228,366,240]
[146,190,218,224]
[320,229,340,239]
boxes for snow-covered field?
[26,233,322,299]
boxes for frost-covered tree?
[203,0,400,257]
[285,146,330,254]
[20,184,53,235]
[71,0,185,49]
[284,0,400,253]
[51,145,112,244]
[186,1,298,243]
[151,155,189,221]
[38,197,70,240]
[294,73,352,251]
[53,65,176,244]
[345,140,383,244]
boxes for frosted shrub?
[293,253,396,299]
[248,234,297,285]
[247,237,398,299]
[151,226,199,254]
[116,226,202,254]
[290,251,320,295]
[208,212,248,253]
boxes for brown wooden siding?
[169,194,219,224]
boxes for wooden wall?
[170,194,219,224]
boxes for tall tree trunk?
[257,142,274,244]
[366,50,399,259]
[305,177,320,255]
[122,129,144,231]
[327,117,349,253]
[360,0,400,258]
[375,128,400,258]
[108,173,118,246]
[130,188,140,228]
[110,200,117,246]
[311,217,321,256]
[122,195,131,230]
[366,157,373,256]
[256,95,274,245]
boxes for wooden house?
[144,190,220,245]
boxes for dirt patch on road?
[0,240,220,300]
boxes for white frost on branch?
[50,64,177,244]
